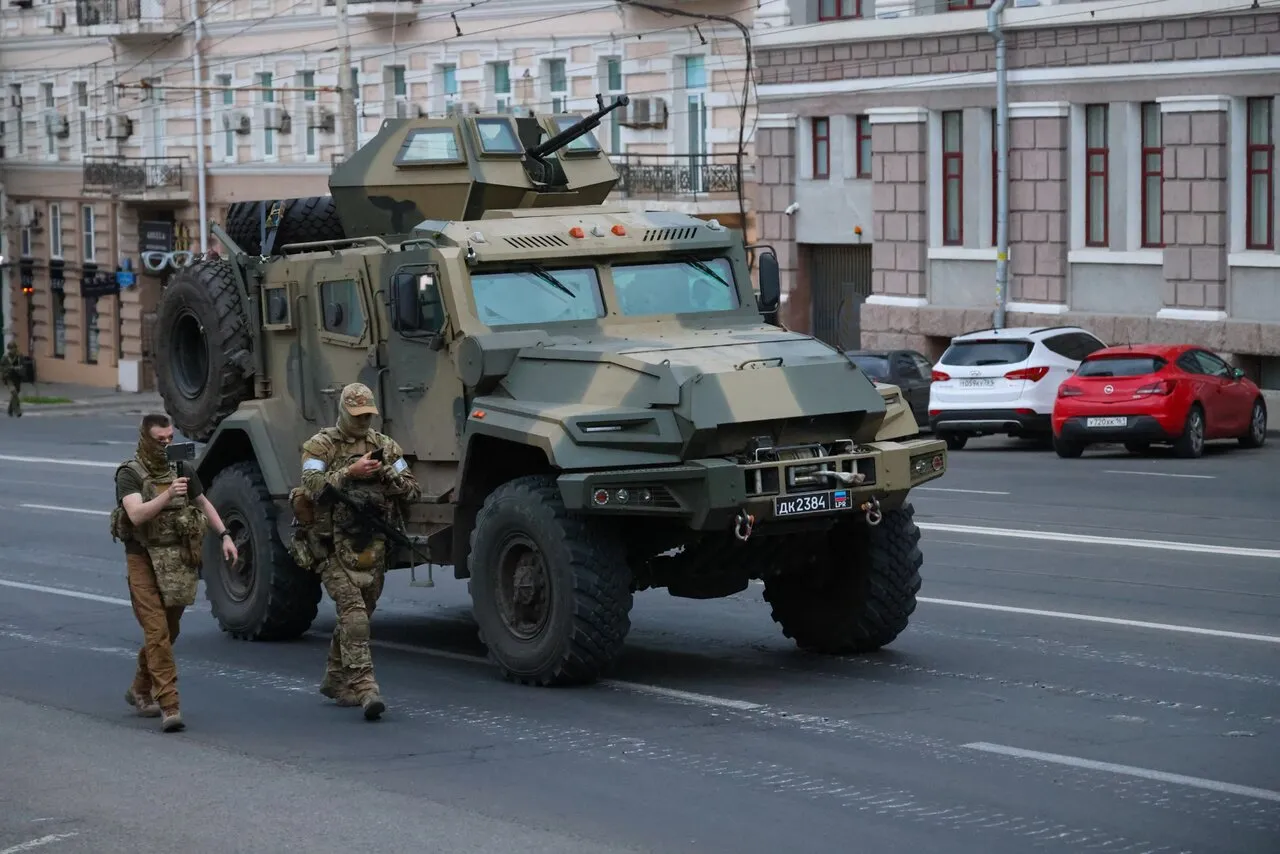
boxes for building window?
[855,115,871,178]
[947,0,992,8]
[991,108,998,247]
[548,59,567,113]
[1246,97,1274,251]
[52,288,66,358]
[1140,102,1163,248]
[1085,104,1109,247]
[49,203,63,259]
[258,72,275,158]
[818,0,861,18]
[81,204,96,262]
[812,117,830,180]
[301,70,317,158]
[492,61,510,112]
[217,73,234,160]
[942,110,963,246]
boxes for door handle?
[397,383,426,396]
[320,385,341,396]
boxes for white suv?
[927,325,1107,449]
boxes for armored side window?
[319,278,367,340]
[394,128,464,166]
[473,118,522,155]
[550,115,600,153]
[263,286,292,328]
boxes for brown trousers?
[127,551,185,711]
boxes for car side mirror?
[1232,367,1245,380]
[756,251,780,325]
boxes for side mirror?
[1232,367,1245,380]
[392,273,422,332]
[756,250,780,325]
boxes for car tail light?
[1058,384,1083,398]
[928,409,941,417]
[931,370,950,382]
[1134,379,1175,396]
[1005,365,1050,382]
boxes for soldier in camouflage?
[294,382,420,721]
[1,341,22,417]
[112,412,238,732]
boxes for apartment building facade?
[752,0,1280,388]
[1,0,756,390]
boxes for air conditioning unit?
[306,105,335,132]
[42,7,65,29]
[44,113,70,138]
[17,203,35,227]
[261,103,289,132]
[104,113,133,139]
[222,109,251,134]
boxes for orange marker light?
[569,226,585,238]
[471,409,486,419]
[611,224,626,236]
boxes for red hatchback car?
[1051,344,1268,459]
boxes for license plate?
[1086,416,1128,428]
[775,490,850,517]
[959,378,995,388]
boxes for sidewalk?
[13,381,164,417]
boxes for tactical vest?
[110,459,208,555]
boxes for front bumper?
[1056,414,1178,444]
[557,436,948,531]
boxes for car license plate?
[1086,416,1128,428]
[775,490,850,517]
[959,378,995,388]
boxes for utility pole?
[989,0,1009,329]
[336,0,358,157]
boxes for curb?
[18,398,163,417]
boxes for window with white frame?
[43,82,55,156]
[75,82,88,153]
[385,64,406,117]
[49,203,63,259]
[1140,101,1163,249]
[1246,96,1274,251]
[1084,104,1109,248]
[21,224,32,258]
[258,72,275,158]
[218,74,234,160]
[81,204,96,263]
[941,110,963,246]
[547,59,566,113]
[440,64,457,114]
[491,61,510,113]
[10,84,23,155]
[604,57,622,153]
[300,71,317,158]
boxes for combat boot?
[361,692,386,721]
[161,708,185,733]
[125,687,161,718]
[319,675,361,707]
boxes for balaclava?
[137,422,172,478]
[337,382,379,440]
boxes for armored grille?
[642,227,698,242]
[503,235,569,249]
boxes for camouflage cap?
[341,382,379,416]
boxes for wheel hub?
[219,514,255,602]
[495,538,551,641]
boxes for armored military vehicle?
[152,94,949,687]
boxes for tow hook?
[859,496,883,526]
[734,510,756,542]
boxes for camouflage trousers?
[126,551,185,712]
[319,558,386,700]
[5,381,19,417]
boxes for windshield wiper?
[523,264,577,300]
[683,258,733,289]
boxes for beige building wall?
[751,0,1280,388]
[1,0,758,388]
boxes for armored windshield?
[612,257,738,316]
[470,266,605,327]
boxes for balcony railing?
[83,156,187,196]
[610,153,743,201]
[75,0,180,27]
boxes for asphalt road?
[1,416,1277,854]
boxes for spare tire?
[221,196,344,257]
[154,259,254,443]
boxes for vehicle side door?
[310,258,383,428]
[1175,351,1221,436]
[1192,350,1250,436]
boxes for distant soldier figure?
[293,383,420,721]
[111,412,239,732]
[1,341,22,417]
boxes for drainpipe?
[192,0,209,254]
[988,0,1008,329]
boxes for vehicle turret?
[329,93,630,238]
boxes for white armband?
[392,457,409,474]
[303,458,327,472]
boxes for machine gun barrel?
[526,93,630,160]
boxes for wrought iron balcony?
[83,155,188,200]
[610,153,744,201]
[74,0,181,32]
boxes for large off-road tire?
[468,474,634,686]
[202,461,322,641]
[762,503,924,654]
[223,196,345,257]
[153,259,254,443]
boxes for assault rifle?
[316,482,433,584]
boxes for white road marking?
[0,579,132,607]
[20,504,110,516]
[963,742,1280,804]
[916,522,1280,560]
[0,834,80,854]
[0,454,119,469]
[916,487,1012,496]
[918,597,1280,645]
[1104,470,1216,480]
